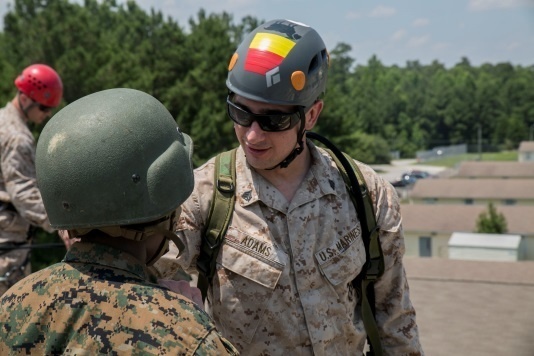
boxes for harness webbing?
[196,148,236,302]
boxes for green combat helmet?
[36,88,194,231]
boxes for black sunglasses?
[226,96,303,132]
[38,104,53,113]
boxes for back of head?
[36,88,194,230]
[226,19,329,108]
[14,64,63,107]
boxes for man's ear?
[305,100,323,131]
[18,92,31,106]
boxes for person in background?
[154,19,423,354]
[0,64,64,295]
[0,88,239,355]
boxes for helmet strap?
[70,213,185,265]
[266,107,307,170]
[17,92,33,121]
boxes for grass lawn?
[418,151,518,168]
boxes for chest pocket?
[315,225,366,286]
[209,226,287,344]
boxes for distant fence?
[416,144,467,162]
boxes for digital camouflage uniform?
[155,143,423,355]
[0,102,53,295]
[0,241,239,355]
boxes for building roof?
[400,204,534,234]
[456,161,534,178]
[518,141,534,152]
[449,232,521,248]
[409,178,534,199]
[404,257,534,355]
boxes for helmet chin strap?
[17,93,33,121]
[266,107,307,170]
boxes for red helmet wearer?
[14,64,63,108]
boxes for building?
[455,161,534,179]
[400,204,534,259]
[408,179,534,205]
[448,232,524,262]
[518,141,534,162]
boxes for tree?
[475,202,508,234]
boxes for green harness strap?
[197,145,385,356]
[196,148,237,302]
[326,149,385,356]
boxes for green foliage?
[419,151,518,168]
[30,229,66,271]
[475,202,508,234]
[1,0,533,270]
[2,0,534,163]
[336,131,391,164]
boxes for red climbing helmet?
[14,64,63,108]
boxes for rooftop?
[405,257,534,355]
[456,161,534,178]
[400,204,534,234]
[518,141,534,152]
[409,178,534,199]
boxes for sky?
[1,0,534,68]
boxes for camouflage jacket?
[0,242,239,355]
[154,143,423,355]
[0,102,52,243]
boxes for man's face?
[231,95,302,170]
[26,103,53,125]
[20,93,54,125]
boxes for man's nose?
[245,121,266,142]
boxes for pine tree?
[476,202,508,234]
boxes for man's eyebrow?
[234,100,294,115]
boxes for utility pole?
[477,123,482,161]
[530,123,534,141]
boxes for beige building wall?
[410,197,534,206]
[519,151,534,162]
[523,235,534,260]
[404,232,534,261]
[404,232,450,258]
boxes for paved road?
[371,159,449,183]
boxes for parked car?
[391,174,418,187]
[405,170,432,179]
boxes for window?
[419,237,432,257]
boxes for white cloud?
[469,0,534,11]
[391,29,407,41]
[506,42,521,50]
[346,11,362,20]
[368,5,396,18]
[432,42,451,51]
[412,18,429,27]
[408,35,430,48]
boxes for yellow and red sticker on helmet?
[244,33,296,75]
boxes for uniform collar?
[233,142,340,210]
[4,102,28,126]
[63,241,149,281]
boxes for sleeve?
[194,329,240,355]
[366,169,424,354]
[1,133,53,233]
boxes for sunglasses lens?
[227,102,254,127]
[39,104,52,112]
[226,96,301,132]
[256,115,293,131]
